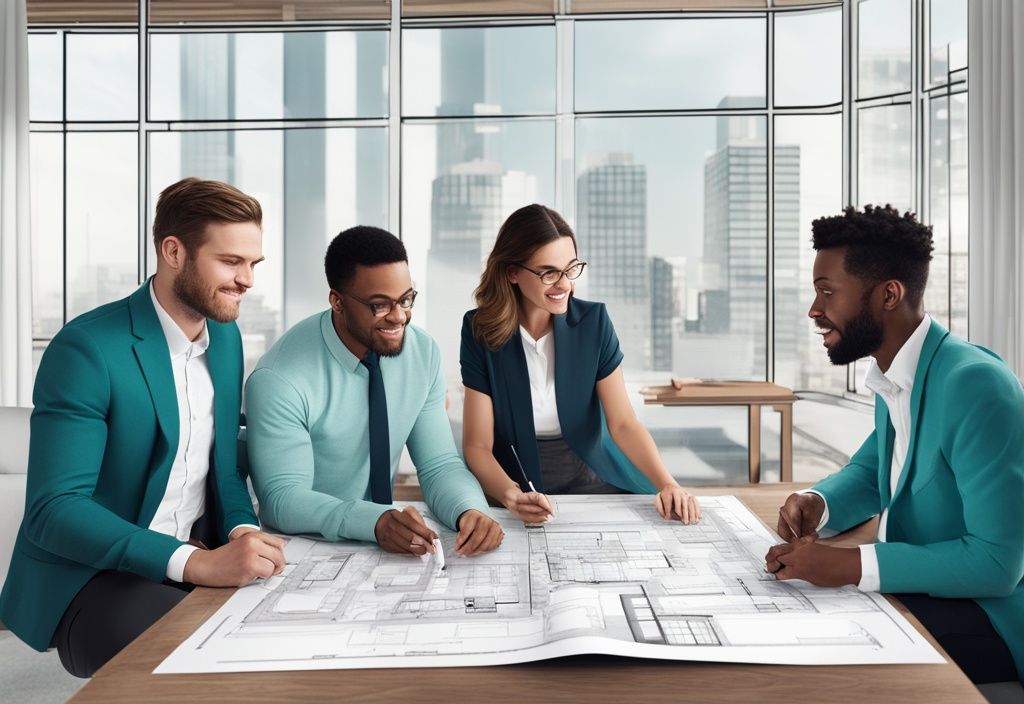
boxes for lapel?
[889,319,950,503]
[129,281,179,458]
[129,281,180,521]
[205,321,235,481]
[552,308,573,437]
[876,403,896,506]
[495,331,543,490]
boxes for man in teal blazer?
[0,178,285,677]
[766,205,1024,684]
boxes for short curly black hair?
[811,204,934,305]
[325,225,408,291]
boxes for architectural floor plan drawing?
[155,496,944,673]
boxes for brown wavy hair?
[472,204,577,350]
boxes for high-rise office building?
[701,102,800,379]
[650,257,674,372]
[577,153,651,370]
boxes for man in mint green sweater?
[765,205,1023,684]
[245,226,503,557]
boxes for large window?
[27,0,967,483]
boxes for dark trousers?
[895,593,1018,684]
[52,505,218,678]
[52,570,192,678]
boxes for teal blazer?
[0,281,258,652]
[813,319,1024,681]
[460,297,655,495]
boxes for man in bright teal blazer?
[0,178,284,678]
[767,205,1024,684]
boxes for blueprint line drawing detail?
[155,496,944,673]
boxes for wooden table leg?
[748,404,761,483]
[773,403,794,483]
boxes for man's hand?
[455,510,504,556]
[375,506,439,556]
[764,537,862,587]
[777,492,825,541]
[654,484,701,524]
[183,530,286,587]
[501,487,555,523]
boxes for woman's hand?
[502,486,556,523]
[654,484,700,524]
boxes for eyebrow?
[813,277,831,284]
[532,258,579,270]
[366,287,414,300]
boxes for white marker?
[433,538,446,572]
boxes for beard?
[348,320,408,357]
[825,301,883,366]
[173,258,242,324]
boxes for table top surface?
[642,381,799,405]
[71,484,983,704]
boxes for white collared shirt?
[520,326,562,439]
[808,315,932,592]
[149,283,215,582]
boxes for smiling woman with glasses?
[460,203,700,526]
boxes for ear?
[506,264,519,285]
[880,279,905,311]
[328,289,342,314]
[159,236,187,271]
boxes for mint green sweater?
[245,311,490,543]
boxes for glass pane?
[151,31,388,122]
[575,19,766,112]
[30,133,64,338]
[28,33,62,121]
[773,114,845,395]
[27,1,138,23]
[570,0,765,10]
[150,0,390,22]
[402,120,555,405]
[927,94,968,337]
[576,115,767,379]
[66,34,138,121]
[66,133,139,321]
[857,104,912,212]
[403,0,555,17]
[403,27,555,118]
[774,9,841,107]
[858,0,912,98]
[929,0,967,85]
[150,127,387,375]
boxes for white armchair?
[0,406,30,594]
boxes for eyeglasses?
[346,290,418,318]
[514,261,587,286]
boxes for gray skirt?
[537,436,626,495]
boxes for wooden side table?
[641,380,798,483]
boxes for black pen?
[509,444,538,493]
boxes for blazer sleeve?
[812,428,884,533]
[21,325,183,583]
[595,303,625,380]
[460,312,492,396]
[875,363,1024,598]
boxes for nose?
[237,265,254,290]
[807,295,823,320]
[384,302,408,325]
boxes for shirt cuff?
[166,544,199,583]
[798,489,830,532]
[229,523,261,538]
[857,544,881,592]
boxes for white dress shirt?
[808,315,932,592]
[148,284,215,582]
[520,326,562,439]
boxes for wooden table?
[642,381,799,483]
[71,484,983,703]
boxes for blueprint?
[155,496,944,673]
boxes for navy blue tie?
[360,351,392,504]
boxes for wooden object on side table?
[642,379,798,483]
